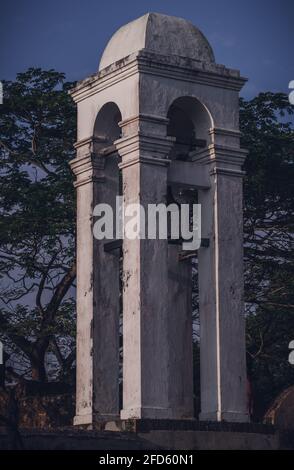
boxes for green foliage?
[0,68,76,382]
[0,69,293,419]
[240,92,294,419]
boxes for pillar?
[195,137,249,423]
[168,245,194,418]
[70,137,120,426]
[115,120,175,420]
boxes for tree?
[240,92,294,419]
[0,69,293,422]
[0,68,76,382]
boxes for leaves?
[0,69,293,414]
[241,92,294,419]
[0,68,77,382]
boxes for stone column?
[115,122,175,420]
[194,136,249,423]
[168,245,194,419]
[70,137,120,426]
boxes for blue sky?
[1,0,293,98]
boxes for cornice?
[209,128,241,139]
[191,144,248,168]
[115,132,174,169]
[69,153,106,188]
[70,51,247,103]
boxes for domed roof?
[99,13,215,71]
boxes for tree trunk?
[30,345,47,382]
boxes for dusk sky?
[1,0,294,98]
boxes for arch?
[167,96,213,160]
[93,101,122,145]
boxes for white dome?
[99,13,215,71]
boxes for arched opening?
[167,96,212,160]
[93,101,122,144]
[93,102,123,413]
[166,96,212,418]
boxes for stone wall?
[0,427,289,450]
[0,384,74,429]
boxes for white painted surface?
[70,13,249,426]
[99,13,215,71]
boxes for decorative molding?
[73,135,107,150]
[70,60,138,103]
[115,133,174,167]
[209,127,241,139]
[119,114,170,140]
[70,51,247,103]
[69,153,106,188]
[210,167,246,178]
[136,51,247,92]
[191,144,248,168]
[73,175,105,189]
